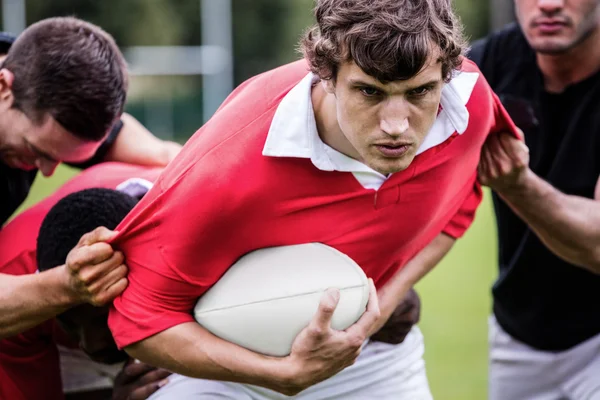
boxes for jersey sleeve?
[108,157,244,349]
[442,178,483,239]
[441,64,519,239]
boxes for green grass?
[15,164,498,400]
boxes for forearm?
[497,169,600,272]
[125,322,293,394]
[378,233,455,317]
[103,113,181,166]
[0,267,75,338]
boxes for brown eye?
[359,86,381,97]
[409,86,431,97]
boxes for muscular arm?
[102,113,182,166]
[0,227,126,339]
[496,169,600,273]
[479,131,600,273]
[0,267,73,338]
[124,281,380,397]
[125,322,292,393]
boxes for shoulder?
[468,23,533,87]
[157,61,310,190]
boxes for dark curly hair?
[37,188,137,272]
[301,0,467,83]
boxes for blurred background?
[4,1,515,398]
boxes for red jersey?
[0,163,162,400]
[109,60,518,349]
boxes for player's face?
[0,69,100,175]
[324,58,443,175]
[515,0,600,54]
[57,305,128,365]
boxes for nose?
[537,0,564,13]
[36,158,59,177]
[379,99,410,137]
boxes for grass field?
[14,164,499,400]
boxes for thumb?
[80,226,119,246]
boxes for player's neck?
[536,28,600,93]
[311,82,361,161]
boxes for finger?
[129,379,170,400]
[499,133,529,167]
[66,243,116,272]
[349,279,380,334]
[76,251,124,285]
[137,369,172,386]
[78,226,119,246]
[91,277,128,306]
[309,288,340,334]
[514,127,525,140]
[483,141,499,179]
[477,148,491,184]
[122,362,156,382]
[87,263,128,295]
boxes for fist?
[370,288,420,344]
[478,130,530,192]
[112,359,171,400]
[64,226,128,306]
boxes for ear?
[321,78,336,95]
[0,68,14,105]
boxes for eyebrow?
[349,78,442,92]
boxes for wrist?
[265,356,304,396]
[496,167,536,196]
[46,265,81,308]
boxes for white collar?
[262,71,479,189]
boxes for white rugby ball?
[193,243,369,356]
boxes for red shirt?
[109,60,518,349]
[0,163,162,400]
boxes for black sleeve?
[66,119,124,169]
[467,37,488,69]
[0,32,17,55]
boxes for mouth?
[533,18,569,34]
[374,143,412,158]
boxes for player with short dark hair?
[109,0,519,397]
[0,17,182,340]
[470,0,600,398]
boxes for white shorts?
[151,326,432,399]
[489,316,600,400]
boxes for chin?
[372,159,413,175]
[528,35,577,54]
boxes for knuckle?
[307,326,325,339]
[113,251,125,263]
[321,303,335,314]
[347,334,364,349]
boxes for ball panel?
[196,286,369,356]
[194,243,367,312]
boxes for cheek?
[411,99,440,133]
[338,98,377,138]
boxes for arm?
[0,268,72,339]
[479,132,600,273]
[102,113,182,166]
[0,227,126,339]
[125,283,380,396]
[368,233,455,336]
